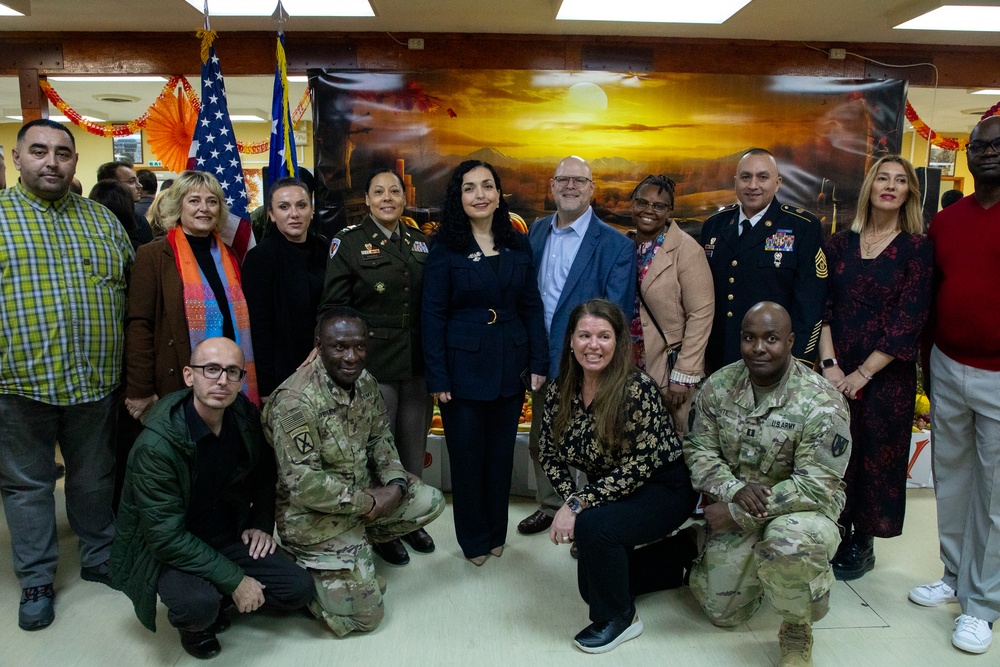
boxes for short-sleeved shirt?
[0,183,133,405]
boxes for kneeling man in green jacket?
[110,337,314,660]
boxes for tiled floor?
[0,488,984,665]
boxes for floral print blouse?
[538,371,681,507]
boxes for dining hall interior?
[2,1,999,664]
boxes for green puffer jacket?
[109,389,276,631]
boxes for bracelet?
[857,367,873,381]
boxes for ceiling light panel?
[895,5,1000,31]
[556,0,751,23]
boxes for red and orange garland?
[39,76,311,156]
[905,99,1000,152]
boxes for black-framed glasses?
[632,198,671,213]
[968,138,1000,155]
[552,176,593,187]
[189,364,246,382]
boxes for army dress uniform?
[319,215,432,477]
[700,198,827,371]
[683,359,851,627]
[262,357,444,637]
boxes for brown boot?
[778,621,813,666]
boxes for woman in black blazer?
[422,160,548,565]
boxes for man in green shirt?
[0,119,134,631]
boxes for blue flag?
[268,31,298,185]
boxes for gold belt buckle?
[487,308,497,325]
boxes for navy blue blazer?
[421,234,548,401]
[529,211,637,378]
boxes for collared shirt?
[373,219,398,240]
[538,207,592,331]
[738,205,769,233]
[0,183,133,405]
[184,397,245,548]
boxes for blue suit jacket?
[529,211,637,378]
[421,234,548,401]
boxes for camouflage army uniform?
[263,357,444,637]
[683,359,850,626]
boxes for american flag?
[187,42,255,262]
[268,31,298,182]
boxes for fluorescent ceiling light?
[230,115,266,122]
[6,115,106,123]
[184,0,373,16]
[0,0,29,17]
[556,0,750,23]
[895,5,1000,31]
[288,76,309,83]
[971,89,1000,95]
[48,76,168,83]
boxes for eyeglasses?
[552,176,593,187]
[968,138,1000,155]
[189,364,247,382]
[632,198,671,213]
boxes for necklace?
[861,225,898,257]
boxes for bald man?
[519,156,637,536]
[700,149,827,372]
[684,302,850,667]
[110,338,313,660]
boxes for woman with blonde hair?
[818,155,933,580]
[125,170,258,423]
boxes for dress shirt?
[538,207,592,331]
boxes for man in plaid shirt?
[0,119,133,631]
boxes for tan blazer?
[638,221,715,389]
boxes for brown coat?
[124,237,190,399]
[638,221,715,387]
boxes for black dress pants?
[157,539,314,631]
[575,460,698,623]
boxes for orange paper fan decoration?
[145,87,198,173]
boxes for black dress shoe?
[833,535,875,581]
[517,510,553,535]
[401,528,435,553]
[573,606,644,654]
[80,560,112,586]
[372,538,410,566]
[179,628,221,660]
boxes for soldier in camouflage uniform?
[263,308,444,637]
[684,302,850,667]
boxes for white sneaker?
[952,615,993,654]
[908,580,957,607]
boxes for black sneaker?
[179,628,221,660]
[573,606,643,654]
[19,584,55,631]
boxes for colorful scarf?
[631,230,666,368]
[167,226,259,405]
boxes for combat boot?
[778,621,813,666]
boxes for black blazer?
[422,234,548,401]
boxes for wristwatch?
[821,358,838,369]
[566,495,584,514]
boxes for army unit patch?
[831,433,849,457]
[280,408,315,455]
[329,238,341,258]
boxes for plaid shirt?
[0,183,134,405]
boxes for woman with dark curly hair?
[422,160,548,565]
[539,298,697,653]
